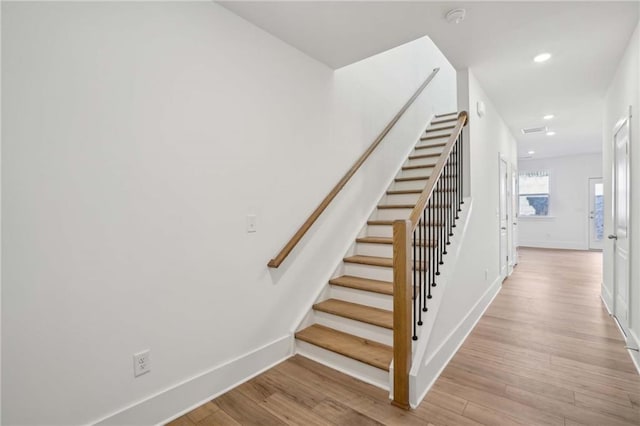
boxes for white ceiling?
[220,1,639,159]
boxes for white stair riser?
[406,157,439,167]
[392,179,429,191]
[422,131,451,140]
[329,285,393,310]
[398,167,433,179]
[356,242,436,259]
[313,311,393,346]
[344,262,393,282]
[414,145,445,155]
[356,242,393,258]
[366,224,393,238]
[375,207,412,221]
[295,341,390,390]
[384,192,421,205]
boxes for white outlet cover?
[133,350,151,377]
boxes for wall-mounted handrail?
[268,68,441,268]
[392,110,468,409]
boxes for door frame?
[611,111,632,337]
[498,155,509,280]
[588,177,604,251]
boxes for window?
[519,171,549,216]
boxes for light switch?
[247,215,257,233]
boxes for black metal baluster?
[460,132,464,206]
[417,216,423,327]
[411,226,418,340]
[443,162,450,251]
[429,196,436,290]
[456,136,461,216]
[422,209,428,311]
[438,176,444,267]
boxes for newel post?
[392,219,412,409]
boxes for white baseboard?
[411,276,502,408]
[601,284,613,314]
[93,335,292,426]
[518,241,587,250]
[627,330,640,375]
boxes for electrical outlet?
[133,350,151,377]
[247,215,257,233]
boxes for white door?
[499,158,508,279]
[588,177,604,250]
[611,117,631,336]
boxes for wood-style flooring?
[168,248,640,425]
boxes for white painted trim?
[93,335,292,426]
[627,330,640,375]
[410,275,502,408]
[409,198,474,377]
[601,284,614,314]
[519,242,588,251]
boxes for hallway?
[169,248,640,425]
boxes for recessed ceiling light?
[546,131,556,136]
[543,114,554,120]
[534,53,552,63]
[528,150,535,155]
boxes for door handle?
[501,227,507,230]
[608,234,618,240]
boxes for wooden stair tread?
[409,152,440,160]
[425,125,455,133]
[420,134,450,141]
[367,219,444,227]
[431,117,457,125]
[387,188,456,195]
[313,299,393,329]
[415,142,447,150]
[414,142,447,149]
[344,255,427,270]
[402,164,435,170]
[387,189,422,195]
[378,204,415,209]
[395,175,430,182]
[344,255,392,268]
[356,236,437,247]
[295,324,392,371]
[329,275,393,295]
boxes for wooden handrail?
[268,68,441,268]
[407,111,468,230]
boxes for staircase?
[294,112,461,391]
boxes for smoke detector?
[445,9,466,24]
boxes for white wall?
[431,70,518,341]
[602,21,640,367]
[1,2,457,424]
[411,69,518,404]
[518,153,603,250]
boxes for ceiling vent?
[521,126,548,135]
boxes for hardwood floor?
[168,248,640,425]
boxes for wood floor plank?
[169,248,640,426]
[196,409,241,426]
